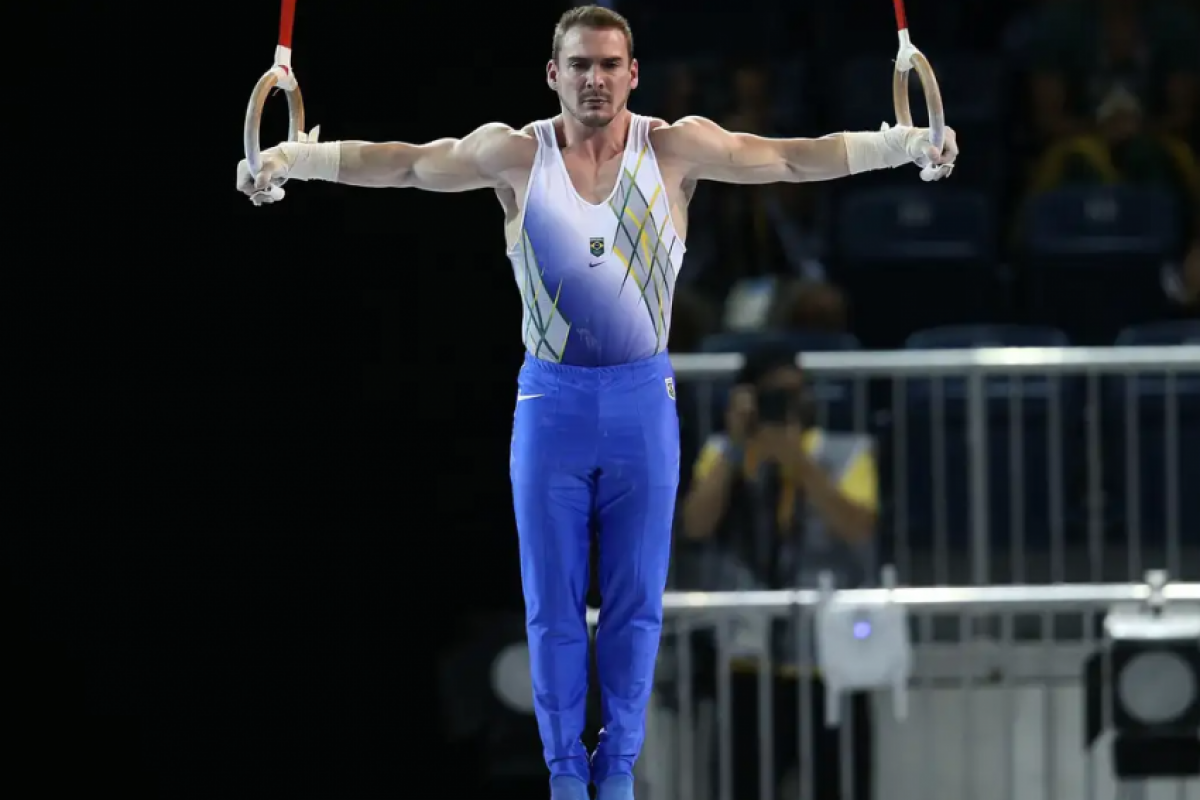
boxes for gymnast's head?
[548,5,638,129]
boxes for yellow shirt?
[692,429,879,516]
[690,428,879,680]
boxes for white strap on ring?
[895,29,920,74]
[272,45,298,92]
[246,41,320,205]
[270,65,298,93]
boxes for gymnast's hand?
[236,148,291,206]
[883,122,964,182]
[882,123,958,182]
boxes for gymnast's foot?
[595,774,634,800]
[550,776,589,800]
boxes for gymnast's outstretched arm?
[236,122,535,200]
[652,115,957,185]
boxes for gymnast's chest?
[559,150,625,205]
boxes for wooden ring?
[892,51,945,151]
[243,67,305,178]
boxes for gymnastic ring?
[243,65,305,178]
[892,49,945,152]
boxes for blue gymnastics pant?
[510,350,679,784]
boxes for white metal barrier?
[614,346,1200,799]
[610,581,1200,800]
[669,346,1200,586]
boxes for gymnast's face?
[549,26,638,128]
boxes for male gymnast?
[235,6,957,798]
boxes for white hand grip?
[246,126,320,206]
[251,186,287,206]
[919,164,953,182]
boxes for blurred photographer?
[681,348,877,573]
[678,346,877,800]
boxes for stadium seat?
[906,323,1069,351]
[1115,319,1200,347]
[834,188,1002,348]
[893,325,1083,556]
[1020,186,1182,344]
[699,330,862,355]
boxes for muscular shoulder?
[648,116,729,163]
[650,115,722,142]
[466,122,537,178]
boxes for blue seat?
[1102,321,1200,550]
[907,324,1069,350]
[893,325,1083,553]
[698,330,864,433]
[1115,319,1200,347]
[699,330,862,355]
[834,188,1002,348]
[1020,187,1181,344]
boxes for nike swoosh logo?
[516,394,544,401]
[588,261,605,268]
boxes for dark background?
[14,1,566,796]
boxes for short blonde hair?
[552,5,634,63]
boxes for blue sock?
[550,775,589,800]
[595,774,634,800]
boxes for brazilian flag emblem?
[589,237,605,258]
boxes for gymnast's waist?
[521,349,672,378]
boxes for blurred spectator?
[721,276,782,332]
[769,278,850,333]
[1028,84,1200,215]
[1025,0,1200,216]
[1186,239,1200,307]
[1163,230,1200,315]
[1027,0,1198,140]
[678,347,876,800]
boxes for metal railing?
[621,581,1200,800]
[670,345,1200,586]
[622,346,1200,798]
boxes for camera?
[756,388,795,424]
